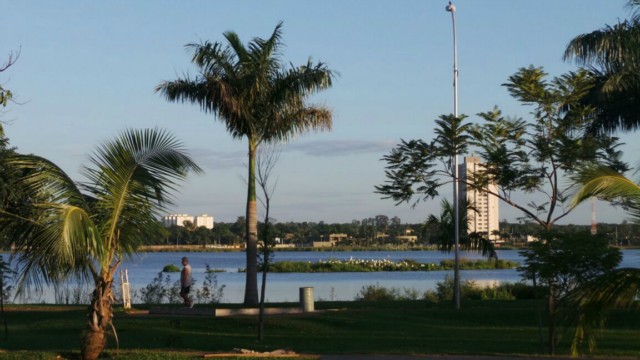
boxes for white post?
[446,0,461,310]
[121,269,131,309]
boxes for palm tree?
[1,128,201,360]
[424,198,497,305]
[156,22,335,305]
[568,165,640,355]
[563,1,640,134]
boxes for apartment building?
[459,156,500,240]
[162,213,215,230]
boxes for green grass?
[0,301,639,359]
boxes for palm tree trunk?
[81,273,114,360]
[244,144,259,305]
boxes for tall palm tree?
[564,1,640,134]
[568,165,640,355]
[156,22,335,305]
[1,128,201,360]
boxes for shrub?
[195,265,225,304]
[162,264,181,272]
[138,271,171,304]
[423,289,439,303]
[53,282,91,305]
[138,266,225,305]
[435,275,482,301]
[355,284,426,301]
[353,278,540,303]
[355,283,399,301]
[480,286,516,300]
[500,282,544,300]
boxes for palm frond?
[565,268,640,355]
[570,165,640,219]
[11,203,97,294]
[82,128,202,258]
[8,154,85,206]
[563,21,638,67]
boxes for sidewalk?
[319,355,576,360]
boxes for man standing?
[180,256,193,308]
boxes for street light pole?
[446,0,461,310]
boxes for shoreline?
[139,244,506,252]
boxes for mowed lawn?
[0,300,639,359]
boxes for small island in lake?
[259,258,519,273]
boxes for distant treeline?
[154,216,640,248]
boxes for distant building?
[162,213,215,230]
[459,156,500,240]
[396,229,417,243]
[312,233,349,248]
[194,214,214,229]
[329,233,349,243]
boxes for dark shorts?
[180,286,190,295]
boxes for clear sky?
[1,1,638,225]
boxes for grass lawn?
[0,300,638,359]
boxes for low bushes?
[355,276,540,302]
[137,265,225,304]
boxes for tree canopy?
[377,67,627,231]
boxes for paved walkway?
[319,355,576,360]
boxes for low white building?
[162,213,215,230]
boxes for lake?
[9,249,640,304]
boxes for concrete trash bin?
[299,287,314,312]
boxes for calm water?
[10,249,640,304]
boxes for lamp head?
[446,1,456,12]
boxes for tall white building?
[459,156,500,240]
[162,213,215,230]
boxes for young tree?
[156,22,335,305]
[255,144,280,340]
[376,66,627,354]
[1,128,201,360]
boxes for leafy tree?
[564,1,640,134]
[1,128,201,360]
[0,125,33,250]
[0,50,30,249]
[211,223,240,245]
[378,67,626,228]
[376,66,627,354]
[156,22,335,305]
[182,219,197,244]
[518,231,621,354]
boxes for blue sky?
[1,1,638,224]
